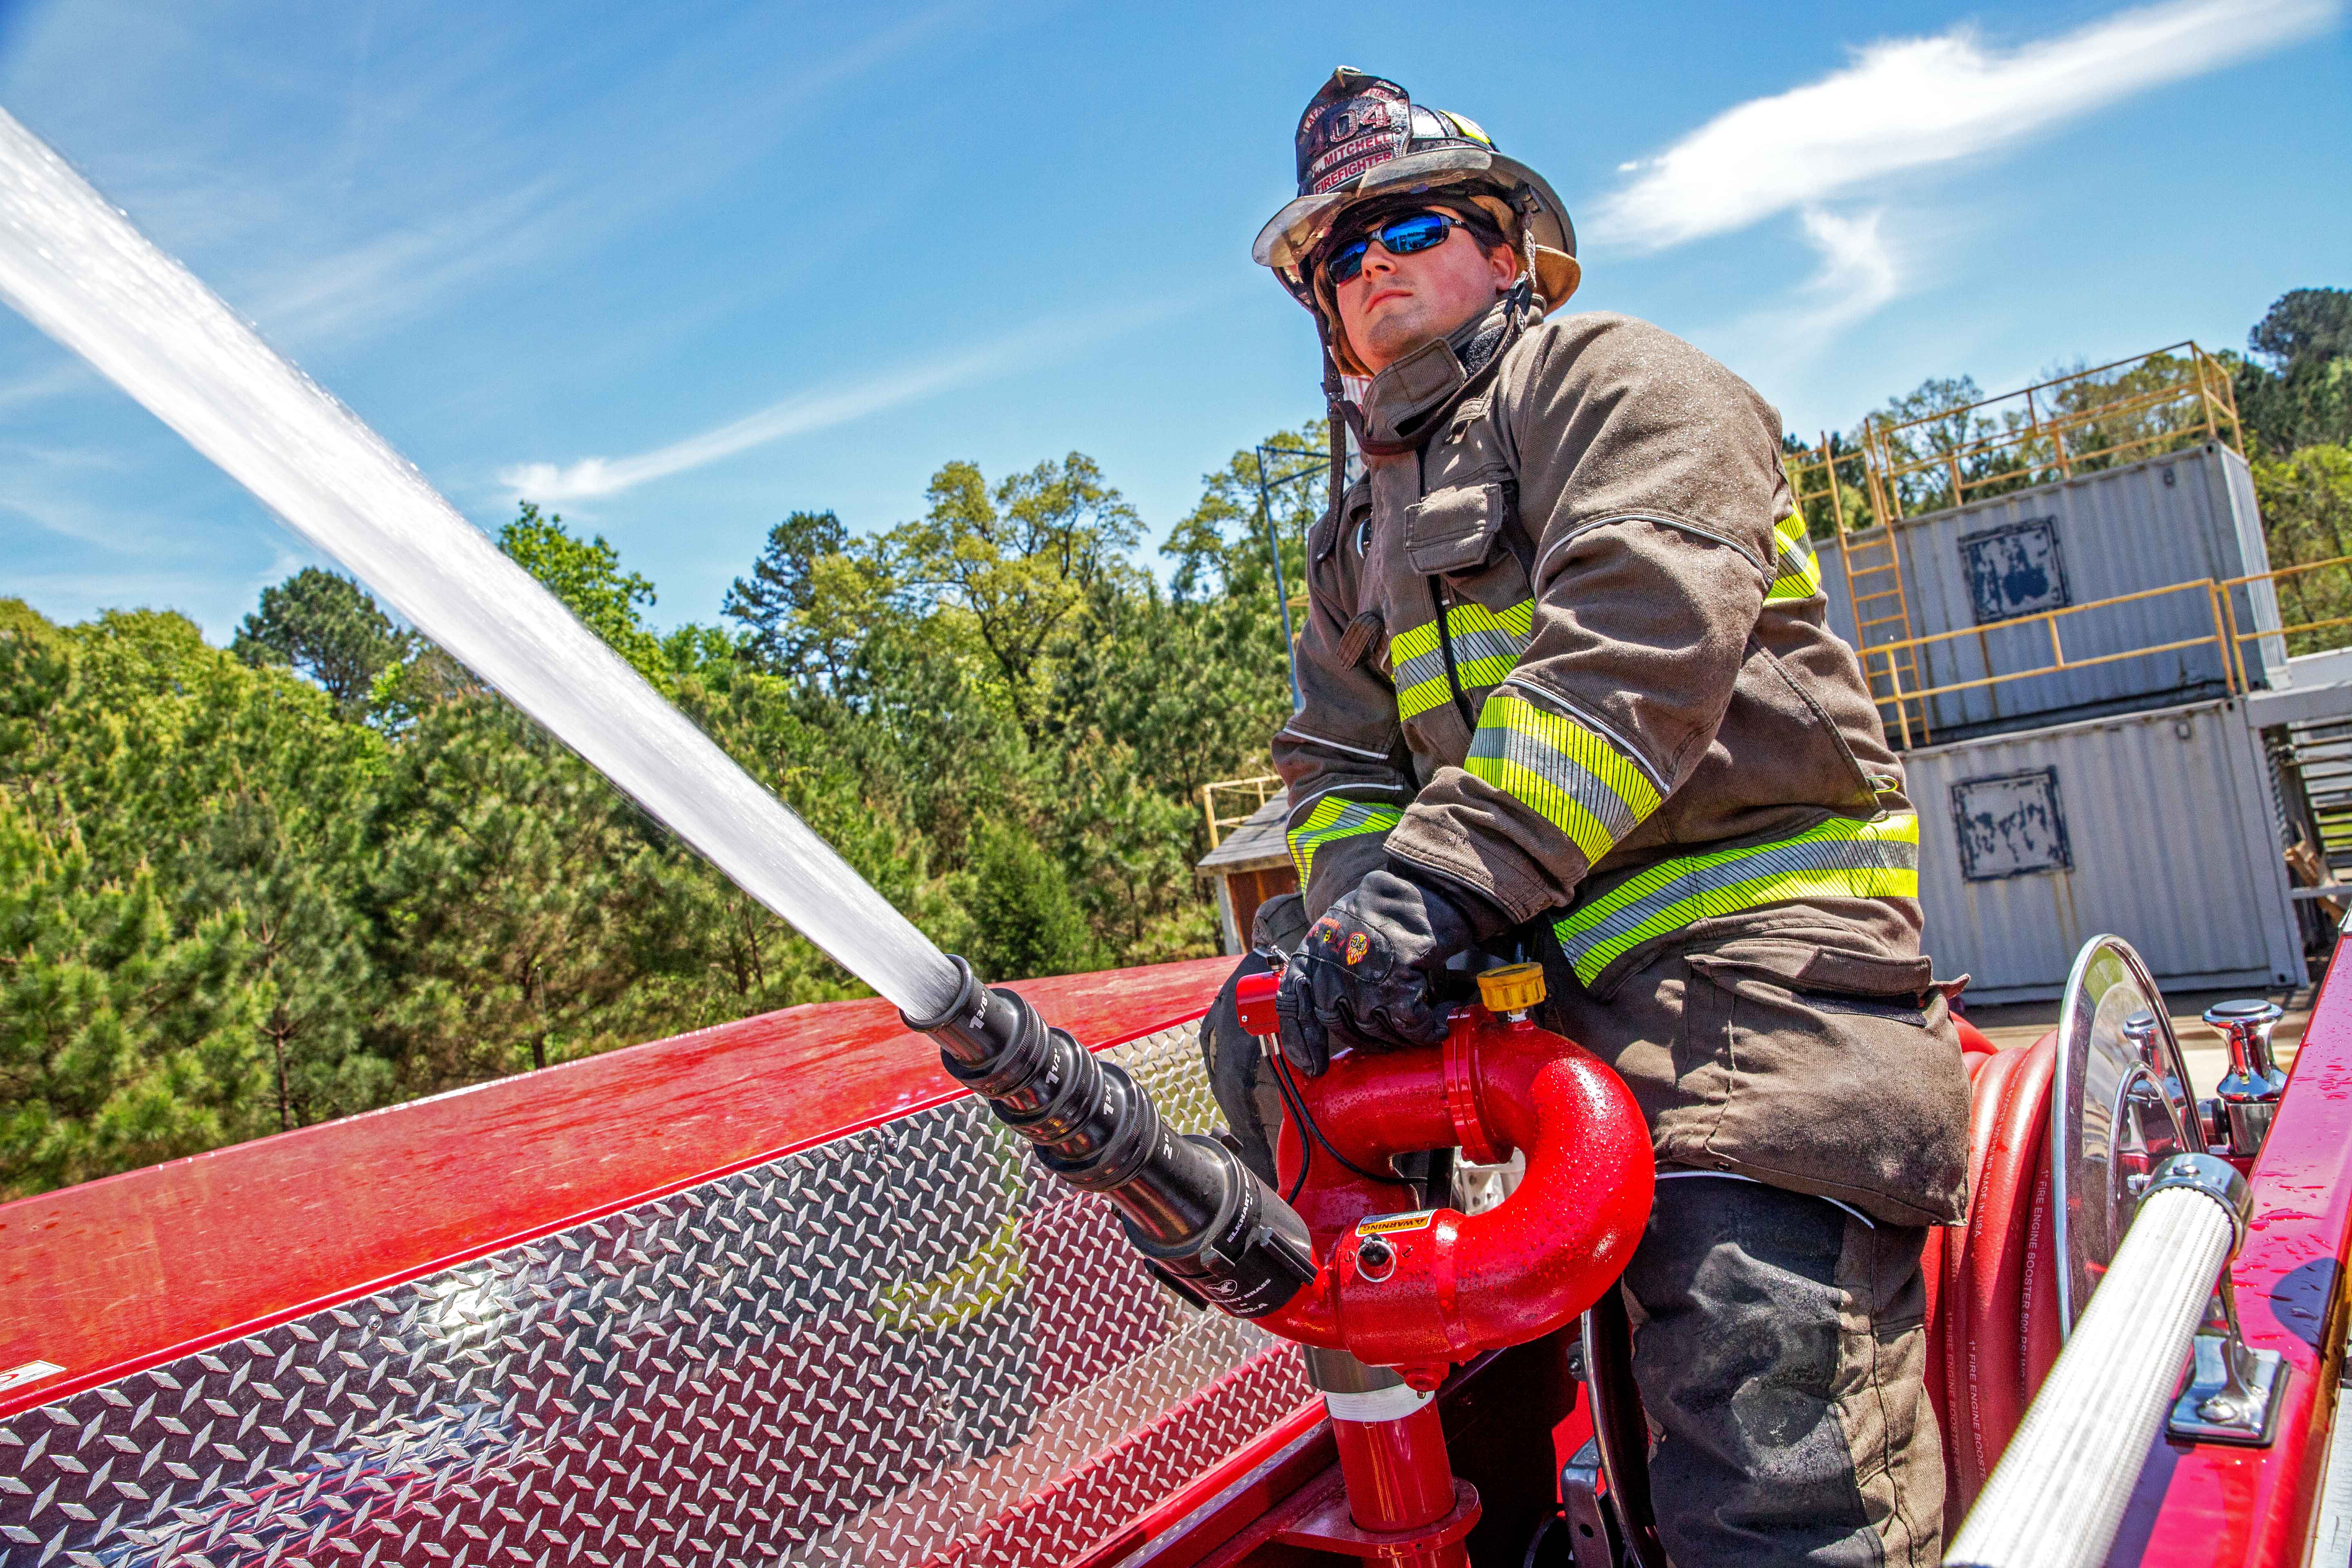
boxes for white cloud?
[0,493,163,552]
[1698,207,1908,375]
[1781,208,1902,341]
[0,4,979,371]
[499,297,1198,503]
[1592,0,2339,251]
[246,178,565,345]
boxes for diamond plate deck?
[0,1022,1313,1568]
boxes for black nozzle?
[905,956,1314,1319]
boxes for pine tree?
[0,792,270,1198]
[231,568,410,716]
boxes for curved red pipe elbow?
[1259,1010,1654,1366]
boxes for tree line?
[1,438,1319,1197]
[4,290,2348,1198]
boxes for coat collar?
[1356,295,1519,453]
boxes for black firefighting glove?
[1200,895,1310,1184]
[1273,863,1508,1076]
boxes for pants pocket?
[1685,938,1971,1226]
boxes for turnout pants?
[1622,1176,1943,1568]
[1546,934,1955,1568]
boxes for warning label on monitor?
[1356,1209,1437,1236]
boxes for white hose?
[0,107,963,1021]
[1944,1184,2236,1568]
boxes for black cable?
[1266,1042,1416,1192]
[1265,1049,1314,1205]
[1426,576,1479,736]
[1240,958,1316,1205]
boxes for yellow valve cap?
[1477,962,1547,1013]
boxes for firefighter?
[1237,69,1972,1567]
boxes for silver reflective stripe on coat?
[1554,813,1921,986]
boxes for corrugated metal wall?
[1822,444,2281,743]
[1904,697,2304,1003]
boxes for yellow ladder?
[1827,433,1929,747]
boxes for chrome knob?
[2124,1009,2194,1131]
[2203,999,2287,1157]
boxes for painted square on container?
[1952,766,2073,880]
[1961,516,2071,625]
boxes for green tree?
[499,501,666,678]
[2255,444,2352,653]
[4,603,399,1140]
[1163,421,1327,605]
[368,696,706,1081]
[724,510,854,682]
[368,642,481,733]
[0,792,269,1198]
[186,787,389,1131]
[1855,375,1996,515]
[2251,288,2352,368]
[956,814,1099,980]
[2234,288,2352,457]
[886,454,1143,741]
[232,568,410,716]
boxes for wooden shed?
[1196,788,1297,956]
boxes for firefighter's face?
[1332,217,1518,375]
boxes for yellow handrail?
[1862,342,2241,522]
[1845,552,2352,744]
[2217,554,2352,688]
[1201,773,1283,849]
[1849,578,2240,744]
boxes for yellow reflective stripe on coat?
[1552,812,1920,986]
[1286,795,1405,884]
[1391,599,1535,721]
[1465,690,1662,864]
[1766,514,1822,603]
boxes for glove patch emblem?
[1345,932,1370,965]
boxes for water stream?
[0,107,964,1022]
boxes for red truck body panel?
[0,958,1232,1420]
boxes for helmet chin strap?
[1503,272,1537,334]
[1512,181,1548,318]
[1321,336,1348,526]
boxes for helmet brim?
[1255,149,1576,272]
[1253,147,1497,268]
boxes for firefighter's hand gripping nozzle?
[904,956,1317,1318]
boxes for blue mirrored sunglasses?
[1323,212,1470,286]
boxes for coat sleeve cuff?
[1383,810,1566,931]
[1382,855,1518,942]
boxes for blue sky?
[0,0,2345,641]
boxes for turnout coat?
[1270,304,1970,1225]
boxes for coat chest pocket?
[1404,480,1513,575]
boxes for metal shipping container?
[1902,696,2303,1004]
[1821,444,2282,743]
